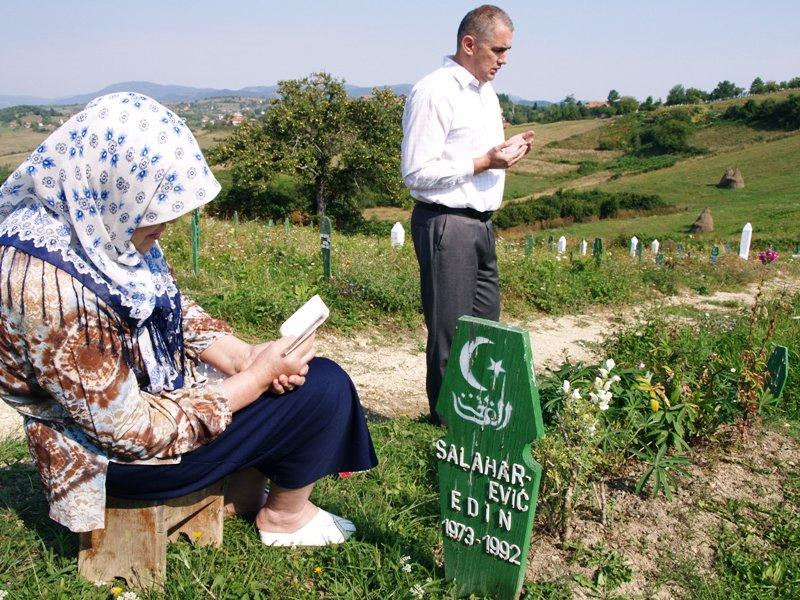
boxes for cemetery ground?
[0,219,799,599]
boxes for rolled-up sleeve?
[401,90,474,192]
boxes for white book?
[279,294,329,356]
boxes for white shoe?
[258,509,356,547]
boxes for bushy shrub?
[723,94,800,130]
[493,189,671,229]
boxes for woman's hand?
[221,334,316,412]
[245,334,316,392]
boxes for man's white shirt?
[401,56,505,212]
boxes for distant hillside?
[0,81,549,109]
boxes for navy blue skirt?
[106,357,378,499]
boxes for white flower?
[605,358,616,370]
[611,375,621,383]
[402,563,412,573]
[562,380,571,394]
[0,590,7,600]
[603,380,613,391]
[121,592,141,600]
[638,361,645,369]
[410,584,426,598]
[400,555,411,563]
[598,399,610,411]
[594,377,603,390]
[587,423,597,436]
[571,389,582,400]
[730,368,736,373]
[599,368,609,378]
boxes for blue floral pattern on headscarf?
[0,93,221,392]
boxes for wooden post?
[767,346,789,399]
[320,216,332,280]
[525,235,534,257]
[592,237,603,266]
[436,317,544,600]
[636,242,643,261]
[710,245,720,265]
[656,251,665,265]
[191,209,200,277]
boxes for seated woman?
[0,92,377,546]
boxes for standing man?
[402,5,534,425]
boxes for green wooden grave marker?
[284,216,291,238]
[547,235,554,252]
[710,245,720,265]
[233,210,239,226]
[436,316,544,600]
[677,243,685,255]
[191,208,200,277]
[767,345,789,399]
[267,218,274,227]
[724,242,733,254]
[320,216,332,280]
[656,251,665,265]
[793,243,800,256]
[592,237,603,256]
[525,235,534,257]
[636,242,643,261]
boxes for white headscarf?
[0,92,221,391]
[0,92,220,324]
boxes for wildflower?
[650,398,660,412]
[611,375,621,383]
[605,358,616,370]
[730,368,736,373]
[120,593,141,600]
[192,530,203,541]
[571,389,581,400]
[0,591,7,600]
[599,368,609,378]
[410,584,426,598]
[111,586,123,597]
[402,562,412,573]
[562,380,571,394]
[314,566,324,575]
[638,361,645,369]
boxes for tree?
[666,84,686,106]
[750,77,766,95]
[607,89,620,104]
[640,96,656,112]
[617,96,640,114]
[710,80,744,100]
[210,72,405,228]
[789,77,800,89]
[764,80,780,93]
[684,87,709,104]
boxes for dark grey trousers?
[411,203,500,423]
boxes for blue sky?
[2,0,798,102]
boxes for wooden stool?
[78,480,225,587]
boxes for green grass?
[532,132,800,246]
[160,216,797,340]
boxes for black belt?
[415,201,493,222]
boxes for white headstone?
[557,236,567,254]
[739,222,752,260]
[391,222,405,248]
[579,239,588,256]
[651,239,660,256]
[630,236,639,257]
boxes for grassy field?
[525,132,800,246]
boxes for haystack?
[691,207,714,233]
[718,168,745,189]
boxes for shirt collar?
[443,56,481,90]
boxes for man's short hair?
[457,5,513,44]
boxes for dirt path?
[1,278,796,438]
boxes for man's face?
[465,23,513,83]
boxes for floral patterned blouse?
[0,248,233,532]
